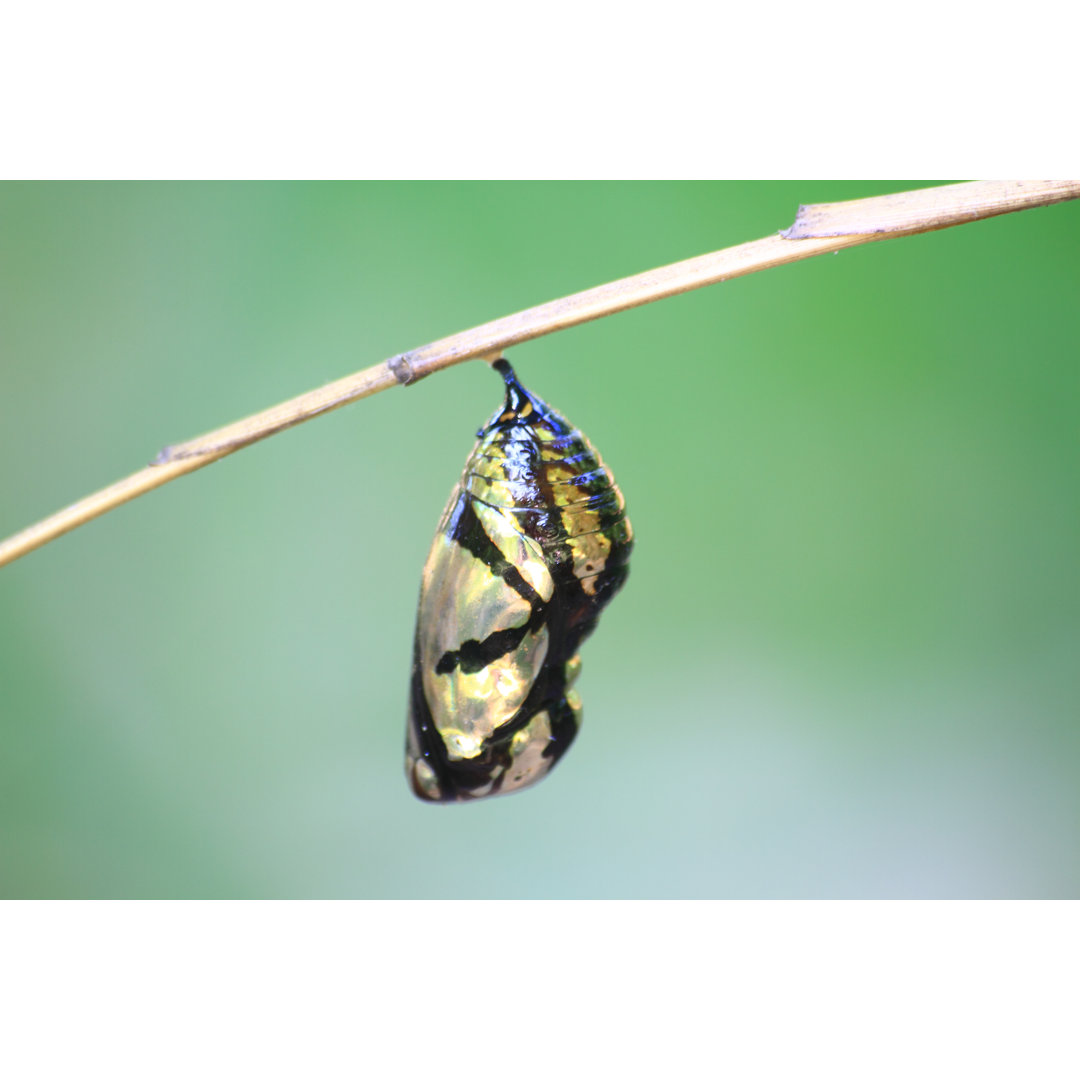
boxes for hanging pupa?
[405,358,633,802]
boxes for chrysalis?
[405,358,633,802]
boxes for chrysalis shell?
[405,358,632,802]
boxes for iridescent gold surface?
[471,501,554,602]
[418,529,549,760]
[411,758,441,800]
[564,654,582,688]
[501,709,554,793]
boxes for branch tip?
[779,205,810,240]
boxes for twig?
[2,180,1078,569]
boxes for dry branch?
[1,180,1078,569]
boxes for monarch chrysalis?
[405,358,633,802]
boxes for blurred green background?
[1,182,1077,898]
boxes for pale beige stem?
[2,180,1078,569]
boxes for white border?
[2,3,1077,177]
[1,902,1076,1078]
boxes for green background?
[1,182,1077,898]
